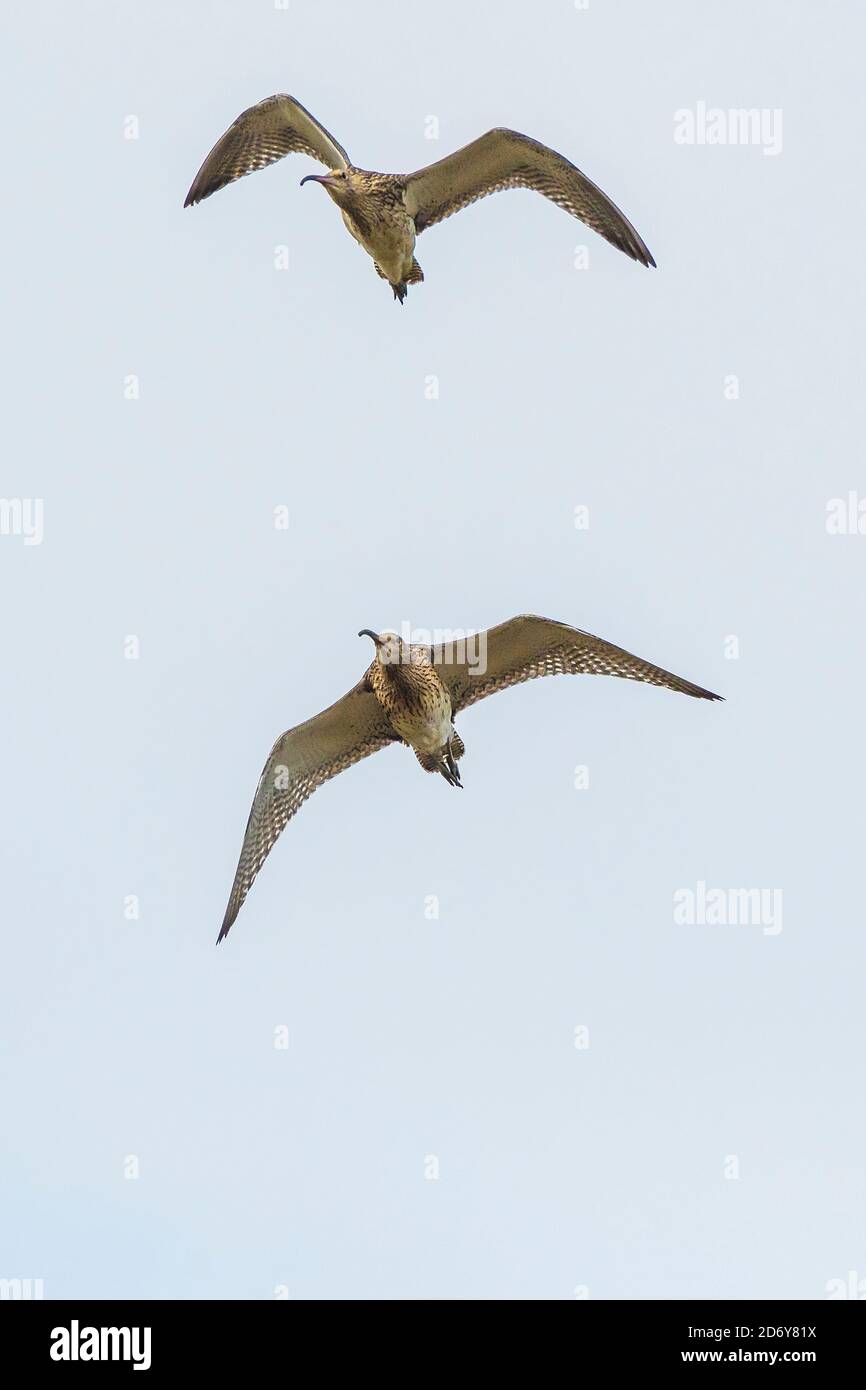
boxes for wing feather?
[403,128,655,266]
[434,615,720,713]
[184,93,350,207]
[218,682,393,941]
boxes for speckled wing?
[434,615,721,714]
[218,683,394,942]
[184,94,350,207]
[403,128,655,266]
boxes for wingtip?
[632,241,656,269]
[679,676,723,702]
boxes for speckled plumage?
[363,636,459,768]
[216,616,720,942]
[184,94,656,301]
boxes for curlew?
[217,615,720,941]
[184,94,656,302]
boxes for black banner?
[2,1298,862,1373]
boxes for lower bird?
[184,93,656,301]
[217,615,721,941]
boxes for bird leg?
[439,761,462,788]
[392,282,407,304]
[442,743,463,788]
[414,744,462,787]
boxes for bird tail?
[406,258,424,284]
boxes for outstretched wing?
[434,615,721,714]
[403,127,655,266]
[184,93,350,207]
[218,682,393,941]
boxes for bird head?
[358,629,405,667]
[300,167,360,208]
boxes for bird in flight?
[184,94,656,302]
[217,615,720,941]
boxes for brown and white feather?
[403,128,655,266]
[434,615,720,713]
[218,683,393,941]
[184,94,350,208]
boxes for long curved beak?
[358,629,380,644]
[300,173,331,188]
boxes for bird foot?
[441,748,463,788]
[392,282,407,304]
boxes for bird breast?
[372,665,452,753]
[390,696,452,754]
[342,204,416,283]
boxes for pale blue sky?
[2,0,864,1299]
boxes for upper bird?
[216,615,720,941]
[184,94,656,302]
